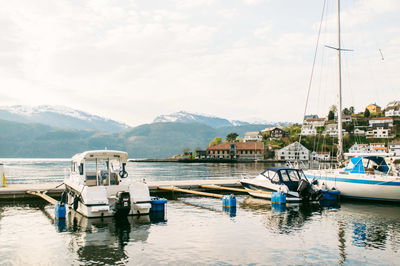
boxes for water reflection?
[240,197,330,234]
[66,211,151,265]
[342,203,400,251]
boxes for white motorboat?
[305,156,400,202]
[241,167,323,202]
[63,150,151,218]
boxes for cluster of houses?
[275,141,400,161]
[197,101,400,161]
[300,102,399,139]
[202,139,400,161]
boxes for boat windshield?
[84,159,122,186]
[287,170,300,181]
[297,170,307,180]
[280,171,290,182]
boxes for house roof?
[367,103,381,108]
[244,131,260,137]
[370,143,385,145]
[369,117,393,121]
[305,118,325,122]
[371,147,388,151]
[208,142,264,150]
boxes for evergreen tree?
[225,133,239,142]
[364,108,370,118]
[328,110,335,120]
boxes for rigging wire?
[297,0,327,161]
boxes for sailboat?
[304,0,400,202]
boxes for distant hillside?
[0,105,130,132]
[0,120,271,158]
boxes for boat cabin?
[70,150,129,187]
[261,167,308,191]
[344,156,389,175]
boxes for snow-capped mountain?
[0,105,130,132]
[152,111,277,128]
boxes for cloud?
[0,0,398,126]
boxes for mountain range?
[0,105,287,158]
[0,105,130,132]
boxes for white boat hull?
[241,179,302,203]
[64,182,151,218]
[305,170,400,202]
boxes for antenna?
[379,49,384,60]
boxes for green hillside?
[0,119,271,158]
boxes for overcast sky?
[1,0,399,126]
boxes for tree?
[208,137,222,148]
[364,108,370,118]
[330,105,337,113]
[225,132,239,142]
[349,106,355,114]
[328,110,335,121]
[182,147,191,154]
[343,107,350,115]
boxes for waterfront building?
[348,143,370,154]
[243,132,262,142]
[276,142,310,161]
[385,101,400,117]
[366,103,381,114]
[310,151,330,161]
[207,142,264,160]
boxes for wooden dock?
[0,179,243,200]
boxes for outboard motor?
[297,179,311,200]
[115,191,131,217]
[298,179,323,201]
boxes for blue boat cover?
[344,156,389,174]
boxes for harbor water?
[1,159,400,265]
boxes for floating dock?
[0,179,243,200]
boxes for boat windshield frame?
[261,168,308,184]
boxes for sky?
[0,0,399,126]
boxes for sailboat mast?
[336,0,344,164]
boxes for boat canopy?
[344,156,389,174]
[72,150,128,164]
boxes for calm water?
[1,159,400,265]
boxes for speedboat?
[63,150,151,218]
[240,167,323,202]
[305,155,400,202]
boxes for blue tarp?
[345,156,389,174]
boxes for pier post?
[1,163,7,187]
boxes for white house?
[310,151,331,161]
[304,117,326,127]
[368,117,394,128]
[243,132,262,142]
[366,127,391,138]
[300,124,317,136]
[348,143,370,154]
[353,128,365,136]
[389,141,400,156]
[324,124,348,137]
[385,101,400,117]
[276,142,310,161]
[342,115,353,123]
